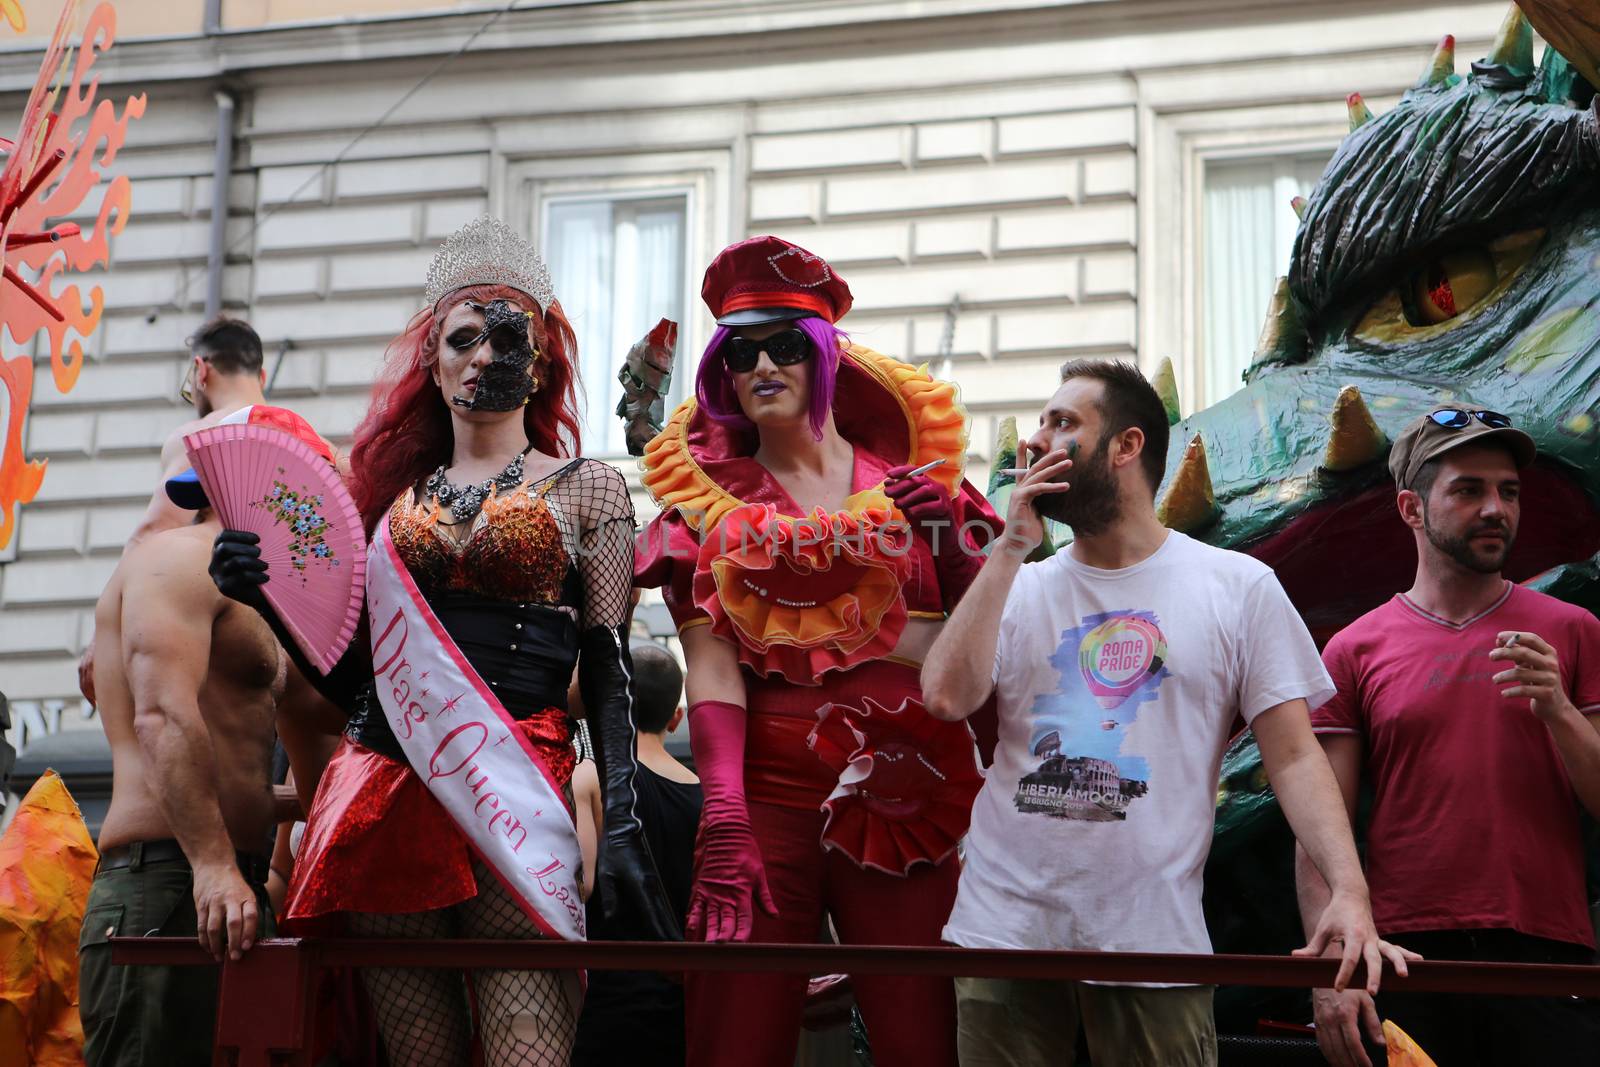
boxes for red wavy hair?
[349,284,583,534]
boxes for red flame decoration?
[0,1,145,549]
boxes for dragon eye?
[1407,248,1498,326]
[1353,228,1545,344]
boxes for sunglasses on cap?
[1429,408,1513,430]
[722,329,811,374]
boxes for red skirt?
[284,715,575,926]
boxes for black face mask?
[449,299,539,412]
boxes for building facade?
[0,0,1515,758]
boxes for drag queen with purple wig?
[636,236,1002,1065]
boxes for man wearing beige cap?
[1298,408,1600,1067]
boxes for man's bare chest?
[210,605,285,696]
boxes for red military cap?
[701,235,854,326]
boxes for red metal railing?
[111,937,1600,1067]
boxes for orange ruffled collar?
[640,344,968,534]
[691,500,912,681]
[639,345,971,682]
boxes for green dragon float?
[615,2,1600,1040]
[1014,3,1600,1029]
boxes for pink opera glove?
[884,465,985,611]
[685,700,778,943]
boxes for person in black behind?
[574,641,702,1066]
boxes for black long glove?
[210,528,270,607]
[209,528,369,707]
[580,624,681,940]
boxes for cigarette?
[901,458,946,479]
[1506,633,1520,648]
[1002,442,1077,479]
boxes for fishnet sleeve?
[550,459,636,630]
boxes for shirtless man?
[77,316,266,707]
[77,499,284,1067]
[79,317,341,813]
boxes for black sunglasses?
[722,329,811,373]
[1429,408,1513,430]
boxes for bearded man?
[922,359,1406,1067]
[1299,410,1600,1067]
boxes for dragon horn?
[1418,34,1456,87]
[1483,4,1534,76]
[1290,196,1307,220]
[1347,92,1375,132]
[1157,434,1219,532]
[994,414,1018,457]
[1254,277,1305,365]
[1152,357,1181,427]
[1322,385,1388,472]
[986,415,1020,496]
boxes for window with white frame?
[1200,152,1331,407]
[543,193,689,455]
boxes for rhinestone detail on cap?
[424,215,555,312]
[766,246,833,287]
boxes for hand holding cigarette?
[1000,441,1077,482]
[1489,630,1575,725]
[995,446,1073,555]
[888,457,946,482]
[883,457,954,540]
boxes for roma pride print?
[1013,610,1170,822]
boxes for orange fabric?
[637,448,1002,635]
[640,345,968,536]
[1382,1021,1440,1066]
[638,345,973,679]
[853,349,969,501]
[694,500,911,680]
[639,402,746,536]
[388,478,571,603]
[0,770,97,1066]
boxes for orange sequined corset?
[388,479,575,605]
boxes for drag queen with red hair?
[212,217,673,1067]
[635,236,1001,1065]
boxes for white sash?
[366,517,585,942]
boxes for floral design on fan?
[252,468,341,579]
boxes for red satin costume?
[636,340,1000,1066]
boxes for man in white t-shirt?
[924,360,1414,1067]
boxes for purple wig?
[695,316,847,441]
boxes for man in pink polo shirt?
[1298,409,1600,1067]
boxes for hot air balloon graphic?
[1078,615,1167,712]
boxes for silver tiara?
[423,216,556,312]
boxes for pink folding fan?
[183,414,365,674]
